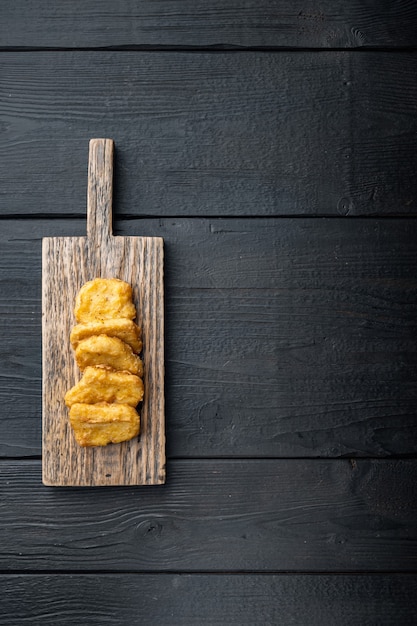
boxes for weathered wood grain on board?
[1,459,416,571]
[2,217,417,458]
[1,573,416,626]
[2,0,417,49]
[42,140,165,486]
[1,52,416,217]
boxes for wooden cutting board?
[42,139,165,486]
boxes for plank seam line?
[2,214,417,221]
[167,456,417,461]
[120,214,417,221]
[0,456,42,462]
[1,570,417,576]
[1,456,416,463]
[0,46,416,53]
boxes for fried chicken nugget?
[65,366,144,408]
[69,402,140,447]
[74,278,136,323]
[75,335,144,376]
[70,319,142,353]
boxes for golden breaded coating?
[75,335,144,376]
[65,366,144,407]
[69,402,140,447]
[74,278,136,323]
[70,319,142,353]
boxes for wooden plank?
[1,51,416,217]
[2,1,417,49]
[1,573,416,626]
[0,459,416,571]
[2,217,417,458]
[42,141,165,485]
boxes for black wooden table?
[1,2,417,624]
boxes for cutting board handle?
[87,138,114,246]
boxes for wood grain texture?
[1,573,417,626]
[1,459,417,571]
[2,217,417,458]
[1,0,415,618]
[1,0,417,49]
[1,51,417,217]
[42,140,165,485]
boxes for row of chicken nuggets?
[65,278,144,447]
